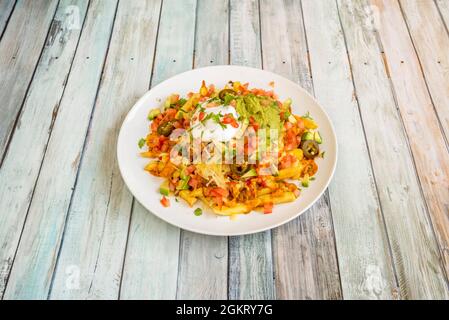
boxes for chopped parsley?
[302,111,314,120]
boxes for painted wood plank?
[302,0,397,299]
[0,0,89,299]
[48,1,162,300]
[400,0,449,154]
[337,0,449,299]
[0,0,58,160]
[0,0,15,38]
[228,0,275,300]
[259,0,342,299]
[3,0,118,299]
[119,0,195,300]
[176,0,229,300]
[435,0,449,29]
[372,0,449,280]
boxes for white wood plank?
[302,0,397,299]
[3,0,118,299]
[176,0,229,300]
[259,0,342,299]
[0,0,15,38]
[0,0,58,159]
[338,0,448,299]
[372,0,449,280]
[400,0,449,157]
[0,0,89,299]
[436,0,449,28]
[48,0,162,300]
[119,0,195,300]
[228,0,275,300]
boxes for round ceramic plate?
[117,66,337,236]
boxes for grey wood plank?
[259,0,342,299]
[3,0,118,299]
[302,0,397,299]
[338,0,449,299]
[371,0,449,281]
[0,0,58,161]
[48,0,162,300]
[228,0,274,300]
[0,0,89,299]
[0,0,15,39]
[119,0,195,300]
[176,0,229,300]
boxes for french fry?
[276,167,302,180]
[179,190,198,207]
[144,161,158,172]
[212,203,252,216]
[257,187,272,196]
[259,191,296,204]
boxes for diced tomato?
[210,187,229,198]
[186,165,195,174]
[222,114,233,124]
[263,202,273,214]
[188,177,198,189]
[199,112,206,121]
[284,121,293,130]
[160,196,170,207]
[164,108,177,120]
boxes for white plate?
[117,66,337,236]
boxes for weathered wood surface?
[338,0,448,299]
[0,0,58,160]
[260,0,342,300]
[120,0,194,300]
[0,0,89,298]
[49,1,161,299]
[228,0,275,300]
[176,0,229,300]
[400,0,449,148]
[0,0,15,38]
[372,0,449,279]
[0,0,448,300]
[436,0,449,29]
[3,0,117,299]
[302,0,397,299]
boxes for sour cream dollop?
[190,104,241,142]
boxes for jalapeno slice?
[218,89,237,100]
[157,121,175,137]
[301,140,320,159]
[230,163,251,175]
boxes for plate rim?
[117,65,338,236]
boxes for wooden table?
[0,0,448,300]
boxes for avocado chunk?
[159,180,170,196]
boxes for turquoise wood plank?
[3,0,118,299]
[119,0,196,300]
[228,0,275,300]
[259,0,342,299]
[337,0,448,299]
[176,0,229,300]
[0,0,89,299]
[302,0,397,299]
[49,0,162,299]
[0,0,58,160]
[0,0,15,39]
